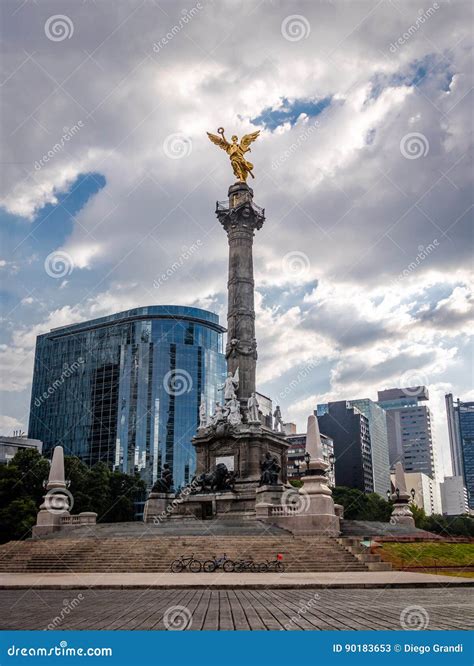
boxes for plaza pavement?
[0,571,472,589]
[0,587,472,630]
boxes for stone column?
[390,461,415,528]
[216,182,264,406]
[33,445,71,538]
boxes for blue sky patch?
[367,55,454,102]
[251,96,332,130]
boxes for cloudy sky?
[1,0,472,477]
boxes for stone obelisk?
[216,182,264,407]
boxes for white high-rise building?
[391,470,442,515]
[440,476,469,516]
[377,386,440,482]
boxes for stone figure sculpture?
[151,463,173,493]
[211,402,228,426]
[273,405,283,432]
[191,463,236,493]
[207,128,260,182]
[259,452,281,486]
[228,396,242,426]
[219,368,239,403]
[247,392,260,423]
[199,395,208,428]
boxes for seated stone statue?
[191,463,237,493]
[151,463,173,493]
[259,452,281,486]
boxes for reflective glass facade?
[317,402,374,493]
[346,399,391,497]
[453,399,474,509]
[28,306,226,488]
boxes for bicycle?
[260,557,285,573]
[170,553,202,573]
[202,553,230,573]
[232,557,261,573]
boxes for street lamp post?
[304,451,310,473]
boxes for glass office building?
[28,306,226,489]
[445,395,474,509]
[346,399,391,497]
[317,401,374,493]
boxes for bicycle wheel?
[203,560,216,573]
[275,562,285,573]
[223,560,235,573]
[189,559,202,573]
[233,561,244,573]
[258,562,269,572]
[250,562,261,573]
[170,560,184,573]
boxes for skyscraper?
[28,306,226,488]
[346,398,391,497]
[317,401,373,493]
[445,394,474,509]
[377,386,439,482]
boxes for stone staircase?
[0,534,384,574]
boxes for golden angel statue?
[206,127,260,182]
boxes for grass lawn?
[376,542,474,571]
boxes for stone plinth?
[33,445,71,538]
[390,495,416,528]
[255,484,286,520]
[143,493,176,524]
[289,473,340,536]
[193,422,288,488]
[264,415,340,536]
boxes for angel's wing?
[233,367,239,384]
[207,132,229,151]
[239,130,260,151]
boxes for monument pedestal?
[183,422,289,518]
[143,492,176,523]
[259,415,340,536]
[289,472,340,536]
[390,462,416,528]
[390,496,416,528]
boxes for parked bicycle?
[202,553,231,573]
[260,556,285,573]
[170,553,202,573]
[226,557,261,573]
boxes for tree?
[0,450,148,543]
[331,486,392,521]
[104,471,146,523]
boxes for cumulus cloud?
[0,0,472,476]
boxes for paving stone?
[0,588,472,631]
